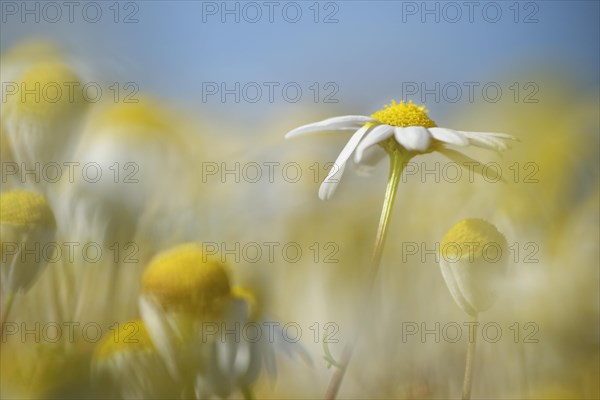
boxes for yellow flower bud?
[7,60,86,121]
[142,244,231,317]
[87,101,178,140]
[92,320,178,398]
[439,219,508,316]
[0,190,56,229]
[4,60,88,165]
[0,190,56,292]
[94,320,154,361]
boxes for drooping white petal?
[439,259,478,317]
[318,125,372,200]
[462,131,516,139]
[262,343,278,380]
[139,297,180,377]
[284,115,376,139]
[353,146,387,177]
[354,124,393,163]
[269,321,313,366]
[439,147,505,182]
[460,131,513,151]
[318,162,346,201]
[429,127,469,146]
[394,126,432,152]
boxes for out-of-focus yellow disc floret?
[88,101,177,139]
[94,320,154,360]
[7,61,85,121]
[142,244,231,316]
[0,190,56,228]
[441,218,507,261]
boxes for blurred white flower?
[439,218,509,316]
[59,100,196,247]
[92,319,178,399]
[285,100,516,200]
[139,244,310,398]
[0,190,56,326]
[2,60,89,170]
[0,190,56,294]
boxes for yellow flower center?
[90,101,177,139]
[95,320,154,360]
[8,61,85,121]
[0,190,55,228]
[142,244,231,315]
[370,100,437,128]
[441,218,507,261]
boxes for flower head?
[94,320,155,360]
[370,100,437,128]
[439,218,508,316]
[0,190,56,229]
[63,99,190,245]
[7,61,85,121]
[1,190,56,293]
[285,100,516,200]
[3,60,88,166]
[93,320,177,398]
[141,243,231,316]
[87,101,179,141]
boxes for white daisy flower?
[285,100,516,200]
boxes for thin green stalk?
[462,313,479,400]
[325,149,408,400]
[365,149,405,287]
[1,292,15,330]
[241,386,254,400]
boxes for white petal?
[394,126,431,152]
[439,259,477,316]
[139,297,179,377]
[353,146,387,177]
[354,125,393,163]
[285,115,376,139]
[262,344,278,380]
[461,131,512,151]
[439,147,505,182]
[318,125,372,200]
[462,131,516,140]
[429,127,469,146]
[318,163,346,201]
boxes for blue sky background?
[2,1,599,122]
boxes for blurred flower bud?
[439,218,508,316]
[3,60,88,166]
[142,243,231,318]
[1,190,56,293]
[93,319,176,398]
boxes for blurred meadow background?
[1,1,599,399]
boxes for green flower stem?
[462,313,479,400]
[1,292,15,331]
[241,386,255,400]
[325,148,409,400]
[366,148,406,287]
